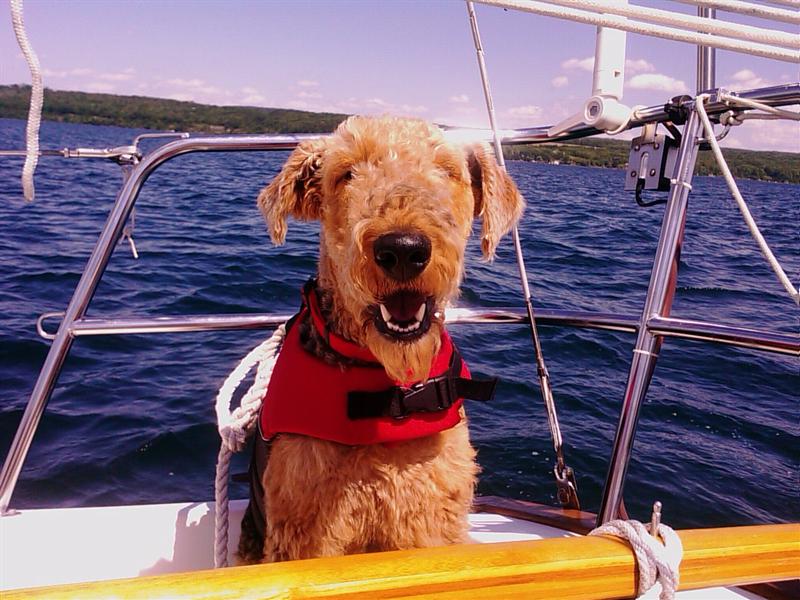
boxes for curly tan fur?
[243,116,524,563]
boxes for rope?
[590,519,683,599]
[672,0,800,26]
[695,94,800,305]
[718,92,800,121]
[9,0,43,202]
[605,104,646,135]
[475,1,799,63]
[539,0,800,49]
[213,324,286,568]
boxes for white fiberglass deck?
[0,499,763,597]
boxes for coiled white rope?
[476,0,800,63]
[695,94,800,306]
[213,324,286,568]
[606,104,646,135]
[9,0,43,202]
[590,519,683,599]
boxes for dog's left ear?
[466,143,525,259]
[257,138,326,245]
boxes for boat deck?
[1,497,776,598]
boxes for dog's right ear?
[257,138,326,245]
[466,143,525,260]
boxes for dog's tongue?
[384,291,425,322]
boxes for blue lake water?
[0,118,797,528]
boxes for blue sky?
[2,0,798,151]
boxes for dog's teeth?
[380,301,426,334]
[414,303,426,322]
[387,320,403,332]
[379,304,392,323]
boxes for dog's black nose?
[373,232,431,281]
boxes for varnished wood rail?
[5,523,798,599]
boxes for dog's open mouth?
[374,290,433,341]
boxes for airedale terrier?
[238,115,524,563]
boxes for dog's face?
[259,116,523,382]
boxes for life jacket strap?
[347,348,497,420]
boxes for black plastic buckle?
[390,375,456,420]
[387,390,407,419]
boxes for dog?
[238,115,524,563]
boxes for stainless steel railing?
[34,308,799,356]
[1,87,798,517]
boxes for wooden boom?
[6,523,798,599]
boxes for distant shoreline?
[1,84,797,183]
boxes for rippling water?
[0,118,797,528]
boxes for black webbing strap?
[347,348,497,420]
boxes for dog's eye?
[338,170,353,184]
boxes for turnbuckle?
[554,459,580,510]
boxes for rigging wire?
[466,1,581,510]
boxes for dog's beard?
[365,319,443,383]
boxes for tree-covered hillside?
[0,84,346,133]
[504,137,800,183]
[1,85,797,183]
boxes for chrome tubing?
[0,134,319,515]
[448,83,800,145]
[44,309,637,337]
[3,88,798,512]
[3,85,797,157]
[696,7,717,94]
[42,309,797,355]
[597,105,704,526]
[647,316,799,356]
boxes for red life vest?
[259,283,491,446]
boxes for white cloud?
[720,137,744,149]
[625,59,655,74]
[42,67,94,78]
[156,76,235,105]
[297,90,322,99]
[85,81,115,93]
[725,68,770,91]
[165,77,206,88]
[506,105,543,118]
[99,71,135,82]
[449,94,470,104]
[732,69,759,82]
[501,104,544,127]
[628,73,688,93]
[358,98,427,114]
[733,119,800,153]
[286,99,313,110]
[562,57,594,71]
[167,92,193,102]
[397,104,428,114]
[296,79,319,87]
[241,93,266,105]
[284,94,427,116]
[551,75,569,88]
